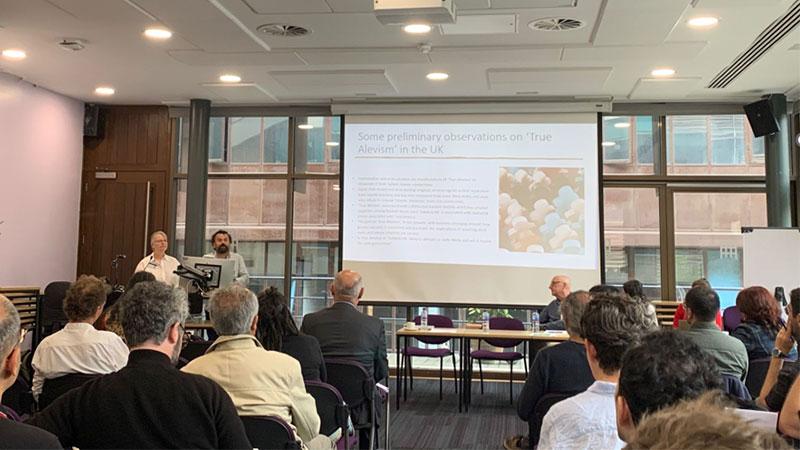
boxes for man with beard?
[27,281,250,449]
[204,230,249,287]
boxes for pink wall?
[0,73,83,288]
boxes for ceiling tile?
[269,69,397,95]
[167,50,305,66]
[487,67,612,94]
[440,14,517,35]
[298,49,429,65]
[454,0,491,10]
[429,47,560,63]
[241,0,332,14]
[201,83,277,102]
[593,0,688,46]
[628,77,702,99]
[563,42,707,61]
[492,0,575,8]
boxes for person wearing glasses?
[135,231,180,287]
[540,275,571,331]
[28,281,250,449]
[0,295,62,448]
[31,275,128,403]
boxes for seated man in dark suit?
[505,290,594,450]
[27,282,251,449]
[0,295,61,449]
[301,269,388,449]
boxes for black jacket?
[0,418,61,449]
[281,333,327,382]
[301,302,389,382]
[27,349,251,449]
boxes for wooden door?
[77,171,166,284]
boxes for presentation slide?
[343,114,600,306]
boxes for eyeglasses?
[178,323,190,349]
[19,328,27,346]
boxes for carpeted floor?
[388,377,526,450]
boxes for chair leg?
[478,359,484,394]
[409,355,414,391]
[403,354,408,402]
[524,342,529,377]
[439,357,444,400]
[509,362,514,405]
[451,354,458,394]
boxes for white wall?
[0,74,83,288]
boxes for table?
[396,327,568,412]
[184,319,214,330]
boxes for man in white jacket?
[181,284,334,450]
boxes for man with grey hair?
[0,295,61,448]
[183,285,333,450]
[505,291,595,450]
[28,282,250,449]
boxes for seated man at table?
[182,285,333,450]
[540,275,570,331]
[504,290,593,450]
[537,293,657,450]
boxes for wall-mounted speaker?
[84,103,103,138]
[743,99,779,138]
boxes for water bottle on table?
[482,311,490,331]
[531,311,540,333]
[421,306,429,328]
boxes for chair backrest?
[40,281,71,338]
[485,317,525,348]
[39,373,101,409]
[180,340,213,362]
[240,415,301,450]
[721,374,752,402]
[324,358,374,428]
[530,391,582,445]
[744,358,772,397]
[722,306,742,332]
[413,314,454,345]
[305,380,350,437]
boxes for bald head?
[331,270,364,304]
[549,275,571,301]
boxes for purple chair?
[402,314,458,401]
[723,306,742,332]
[470,317,527,404]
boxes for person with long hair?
[256,287,326,381]
[732,286,797,361]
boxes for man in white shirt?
[135,230,180,287]
[32,275,129,401]
[203,229,249,287]
[537,293,657,450]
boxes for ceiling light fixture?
[144,27,173,40]
[404,24,432,34]
[601,141,616,147]
[325,141,340,147]
[219,74,242,83]
[94,86,115,96]
[651,68,676,77]
[1,49,26,60]
[298,123,314,130]
[426,72,449,81]
[687,16,719,29]
[613,122,631,129]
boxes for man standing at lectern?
[540,275,571,331]
[204,230,249,287]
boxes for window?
[601,116,656,175]
[295,116,341,175]
[668,116,708,165]
[667,115,765,175]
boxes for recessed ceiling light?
[94,86,115,96]
[651,68,676,77]
[144,27,173,40]
[614,122,631,129]
[404,24,431,34]
[298,123,313,130]
[219,74,241,83]
[687,16,719,29]
[325,141,340,147]
[601,141,616,147]
[2,49,26,60]
[426,72,449,81]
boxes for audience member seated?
[537,293,656,450]
[31,275,128,402]
[733,286,797,361]
[97,271,156,340]
[27,281,251,449]
[504,290,593,450]
[588,284,621,296]
[183,285,333,450]
[622,280,645,301]
[628,393,791,450]
[682,285,748,380]
[780,369,800,439]
[757,293,800,412]
[616,330,723,444]
[301,269,388,449]
[673,278,723,329]
[257,286,326,382]
[539,275,571,331]
[0,295,61,449]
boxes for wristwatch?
[771,347,788,359]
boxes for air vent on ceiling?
[256,24,310,37]
[528,17,584,31]
[58,39,86,51]
[707,0,800,89]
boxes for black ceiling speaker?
[84,103,104,138]
[743,99,779,138]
